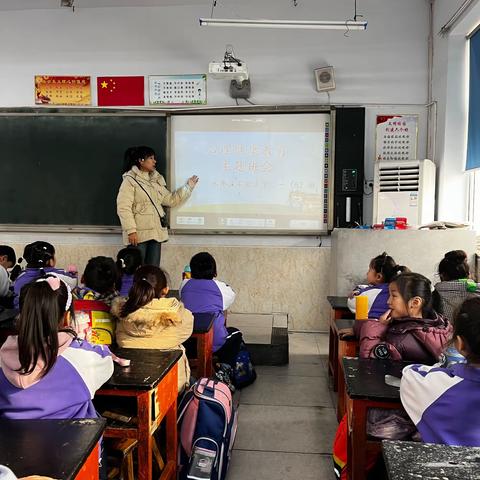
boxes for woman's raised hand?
[187,175,199,189]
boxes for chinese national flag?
[97,76,144,106]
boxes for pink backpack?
[178,378,238,480]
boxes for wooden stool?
[106,438,138,480]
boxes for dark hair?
[116,247,143,275]
[391,272,434,318]
[0,245,16,265]
[190,252,217,280]
[121,265,168,317]
[370,252,409,283]
[438,250,469,281]
[453,297,480,362]
[23,241,55,268]
[17,277,74,377]
[123,146,156,173]
[83,256,120,294]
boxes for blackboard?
[0,113,167,227]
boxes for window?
[466,27,480,170]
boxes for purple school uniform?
[0,333,113,420]
[401,363,480,446]
[119,273,134,297]
[13,267,77,309]
[179,278,236,352]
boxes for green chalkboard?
[0,113,167,226]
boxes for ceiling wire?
[210,0,217,18]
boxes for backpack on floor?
[233,342,257,389]
[178,378,238,480]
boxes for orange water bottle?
[355,295,369,320]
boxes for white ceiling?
[0,0,211,10]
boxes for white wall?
[0,0,428,107]
[0,1,435,331]
[432,0,480,222]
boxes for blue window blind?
[466,29,480,170]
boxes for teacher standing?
[117,146,198,266]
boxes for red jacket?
[358,314,452,363]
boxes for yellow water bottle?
[355,295,369,320]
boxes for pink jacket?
[358,314,452,363]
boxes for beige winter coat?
[112,297,194,393]
[116,166,192,244]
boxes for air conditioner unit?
[373,159,436,226]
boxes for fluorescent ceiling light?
[199,18,367,30]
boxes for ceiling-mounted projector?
[208,61,249,82]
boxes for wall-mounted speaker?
[314,66,335,92]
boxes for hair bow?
[36,275,73,311]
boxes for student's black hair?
[83,256,120,294]
[391,272,435,318]
[17,276,75,377]
[370,252,409,283]
[121,265,168,317]
[0,245,16,265]
[23,241,55,269]
[116,247,143,275]
[453,297,480,362]
[190,252,217,280]
[438,250,470,281]
[123,146,156,173]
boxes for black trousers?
[215,327,243,368]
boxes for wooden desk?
[343,357,406,480]
[96,349,181,480]
[334,319,357,421]
[327,295,353,390]
[190,312,215,378]
[0,418,105,479]
[382,440,480,480]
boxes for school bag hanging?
[232,342,257,389]
[178,378,238,480]
[73,299,115,345]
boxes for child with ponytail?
[112,266,193,393]
[0,275,113,419]
[347,252,409,319]
[401,296,480,446]
[13,241,77,309]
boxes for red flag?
[97,76,144,106]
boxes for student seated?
[401,296,480,446]
[74,256,120,344]
[74,256,120,306]
[116,246,142,297]
[112,266,193,393]
[358,272,452,362]
[180,252,242,368]
[13,241,77,310]
[0,275,113,419]
[333,273,452,479]
[347,252,408,319]
[0,246,16,310]
[433,250,480,322]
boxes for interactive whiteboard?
[170,112,332,233]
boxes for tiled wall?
[9,242,332,332]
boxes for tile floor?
[227,333,337,480]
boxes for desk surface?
[103,348,182,390]
[382,440,480,480]
[343,357,406,401]
[327,296,349,309]
[193,312,216,334]
[0,418,105,479]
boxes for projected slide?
[170,113,331,233]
